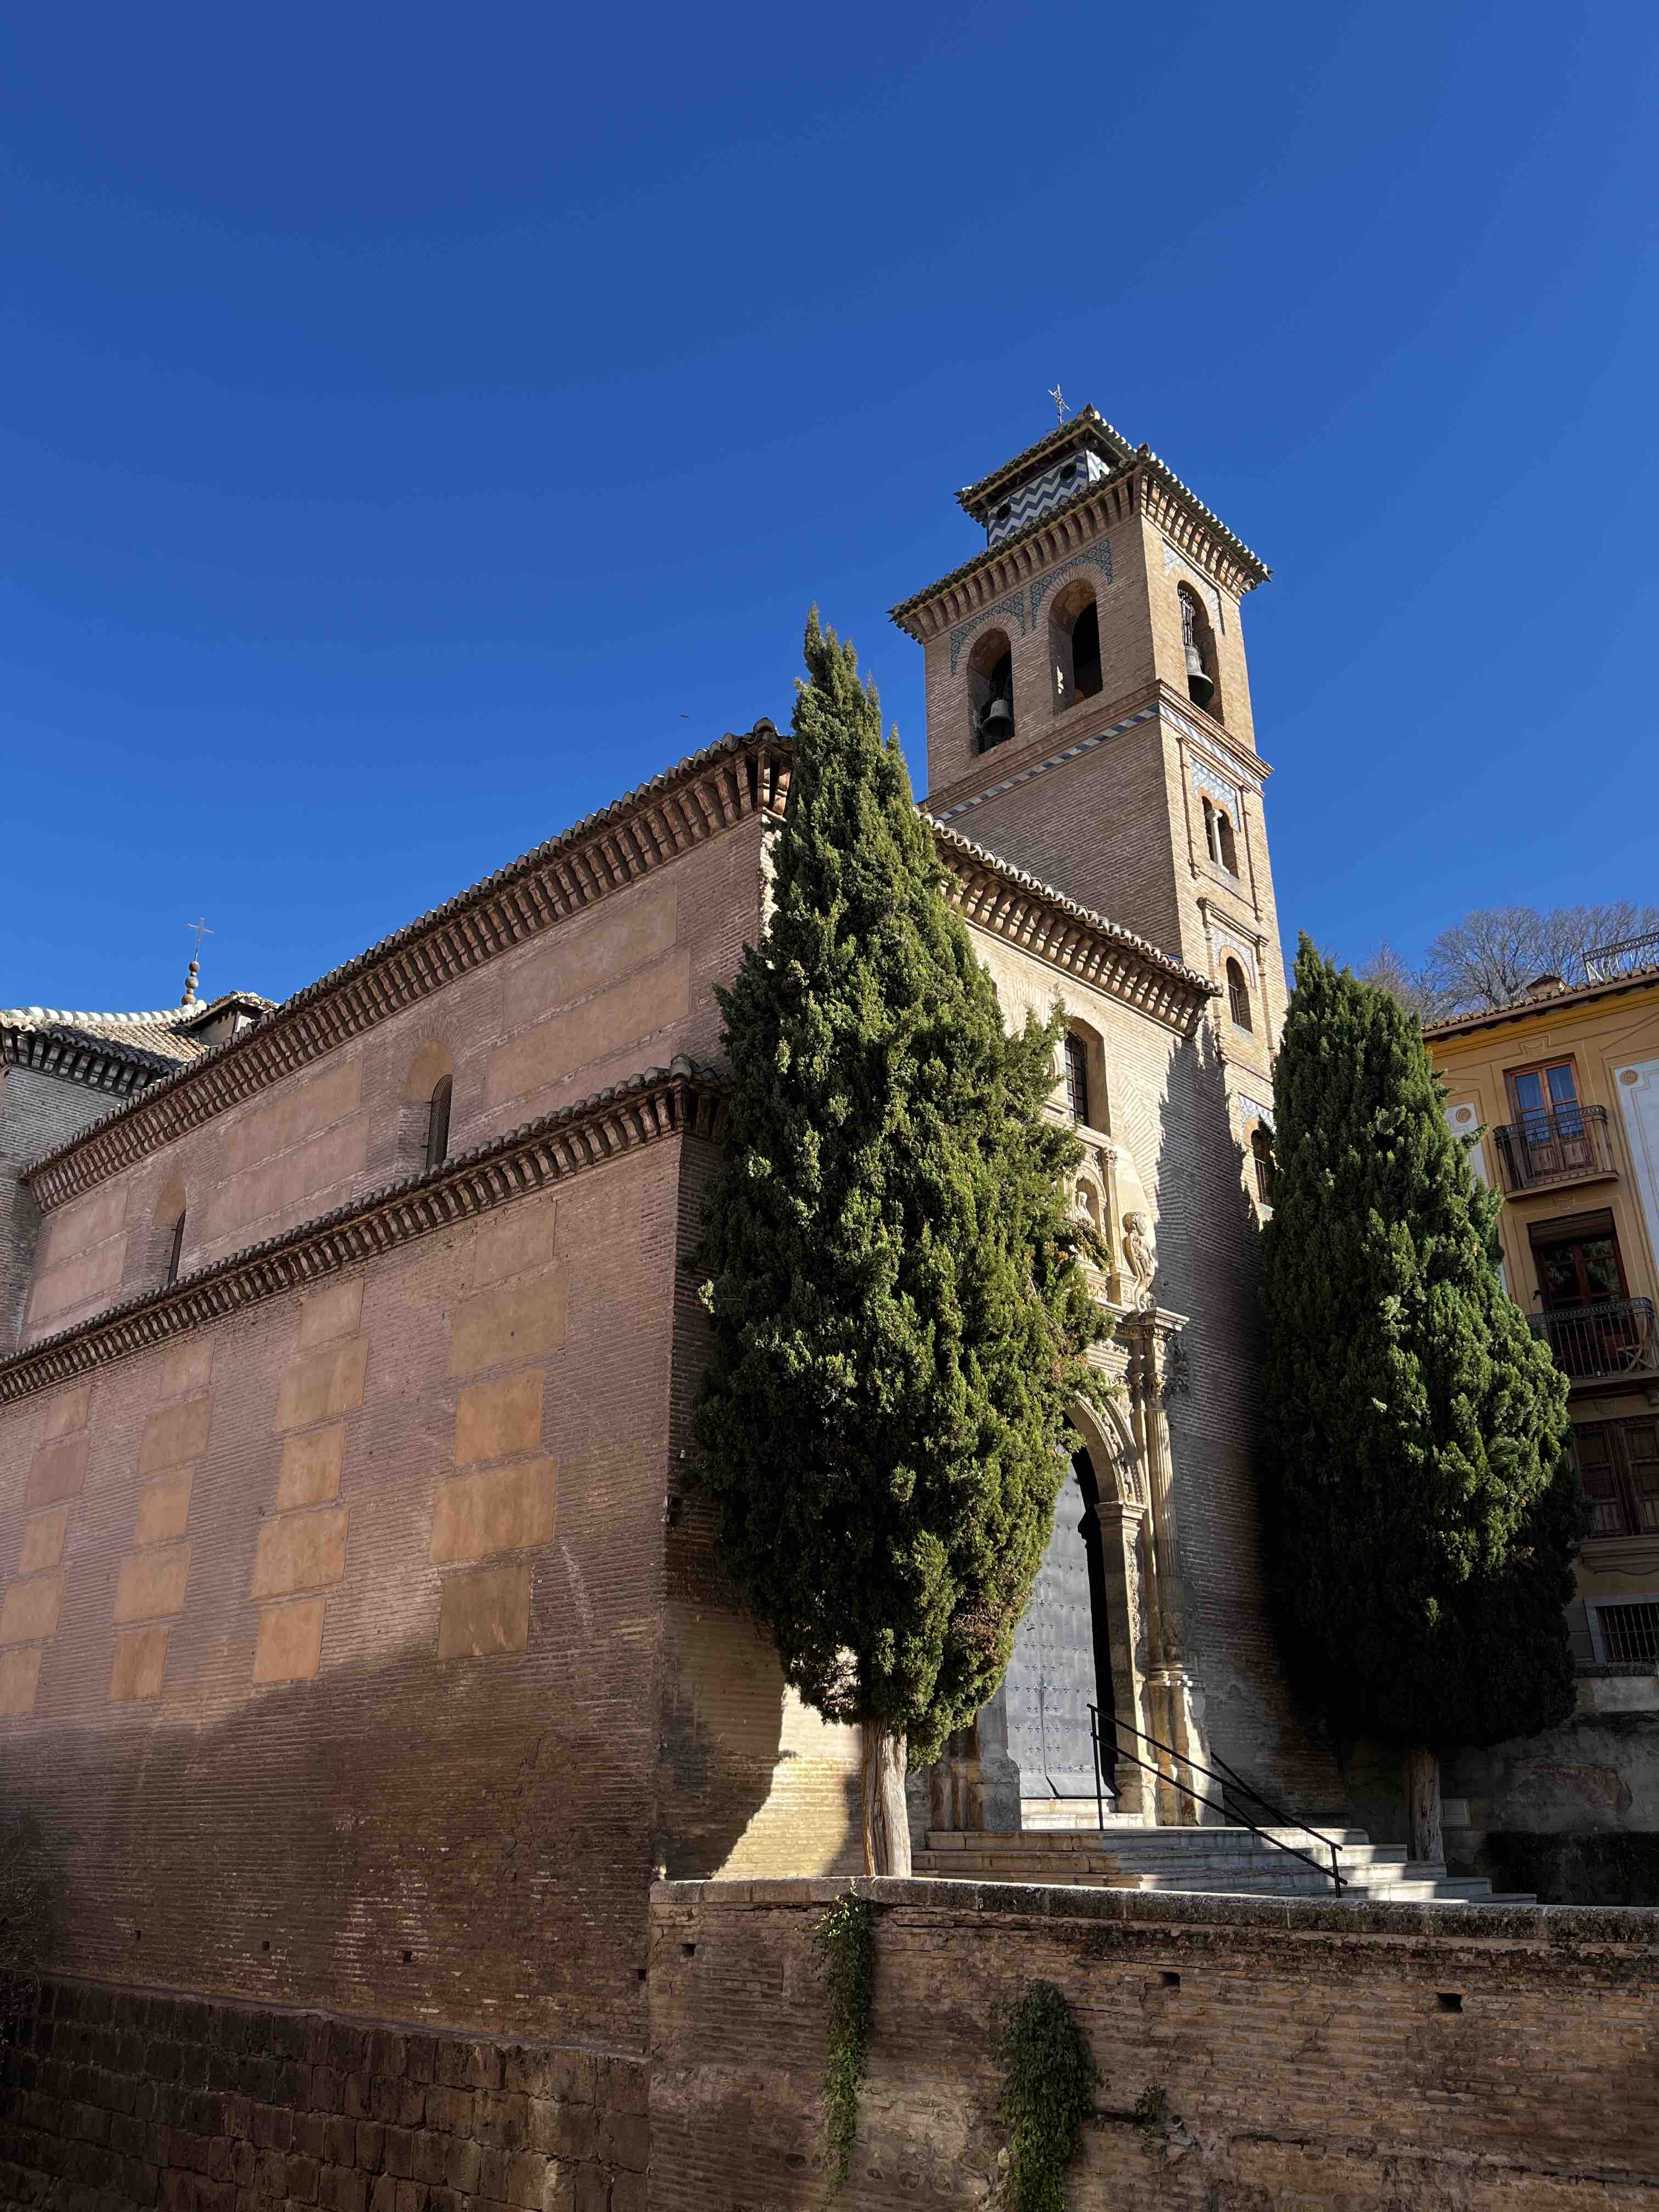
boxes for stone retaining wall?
[648,1876,1659,2210]
[0,1977,646,2211]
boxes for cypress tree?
[1261,938,1582,1859]
[691,612,1105,1874]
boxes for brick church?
[0,411,1332,2066]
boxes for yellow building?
[1424,952,1659,1669]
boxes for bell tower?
[891,406,1286,1127]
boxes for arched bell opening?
[966,628,1015,753]
[1048,578,1103,713]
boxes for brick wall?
[3,1068,140,1354]
[0,1976,646,2212]
[0,1139,689,2049]
[648,1876,1659,2210]
[22,821,766,1347]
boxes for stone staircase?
[915,1824,1535,1906]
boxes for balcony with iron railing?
[1530,1297,1657,1384]
[1492,1104,1616,1193]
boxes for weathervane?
[1048,383,1068,426]
[181,917,214,1008]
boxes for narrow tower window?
[1226,959,1253,1031]
[1216,808,1238,874]
[425,1075,454,1171]
[1064,1032,1092,1127]
[1203,796,1218,864]
[1048,581,1103,713]
[1069,601,1102,699]
[164,1212,186,1289]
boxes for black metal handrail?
[1492,1104,1615,1191]
[1089,1705,1344,1892]
[1529,1296,1657,1381]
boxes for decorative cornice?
[0,1063,726,1406]
[892,454,1269,637]
[1,1025,172,1099]
[928,821,1216,1036]
[27,727,786,1212]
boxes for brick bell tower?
[891,405,1284,1145]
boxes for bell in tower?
[1179,585,1216,712]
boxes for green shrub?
[813,1893,876,2188]
[998,1980,1099,2211]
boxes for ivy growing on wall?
[998,1980,1099,2212]
[813,1893,876,2188]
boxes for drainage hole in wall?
[402,1950,413,1965]
[1161,1971,1181,1990]
[1436,1991,1463,2013]
[637,1967,648,1982]
[682,1943,696,1957]
[261,1940,270,1954]
[133,1929,142,1943]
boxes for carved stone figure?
[1122,1210,1157,1307]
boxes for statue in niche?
[1122,1212,1157,1308]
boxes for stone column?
[1093,1497,1152,1821]
[1122,1311,1214,1825]
[927,1690,1021,1835]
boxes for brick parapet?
[648,1877,1659,2209]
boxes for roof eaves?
[926,814,1217,1000]
[24,722,781,1187]
[955,407,1136,519]
[1423,962,1659,1041]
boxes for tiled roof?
[1422,962,1659,1040]
[24,727,785,1200]
[927,817,1217,1001]
[0,994,270,1076]
[955,406,1136,521]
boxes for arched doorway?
[1002,1407,1151,1818]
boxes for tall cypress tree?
[1261,938,1582,1858]
[691,613,1105,1874]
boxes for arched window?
[1178,584,1221,721]
[425,1074,453,1172]
[1064,1032,1091,1127]
[1202,796,1217,864]
[1226,958,1253,1031]
[164,1212,186,1289]
[1216,808,1237,874]
[1250,1126,1274,1204]
[1048,580,1102,712]
[967,629,1015,753]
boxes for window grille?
[1226,960,1252,1031]
[1598,1600,1659,1665]
[1064,1034,1091,1127]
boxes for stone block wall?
[648,1876,1659,2209]
[0,1977,646,2212]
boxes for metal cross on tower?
[181,917,214,1008]
[1048,383,1068,425]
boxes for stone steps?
[915,1824,1534,1908]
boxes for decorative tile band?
[930,706,1160,826]
[949,591,1028,676]
[987,451,1115,546]
[1029,538,1114,627]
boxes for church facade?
[0,410,1330,2054]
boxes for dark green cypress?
[690,613,1105,1871]
[1261,938,1582,1849]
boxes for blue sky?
[3,1,1655,1013]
